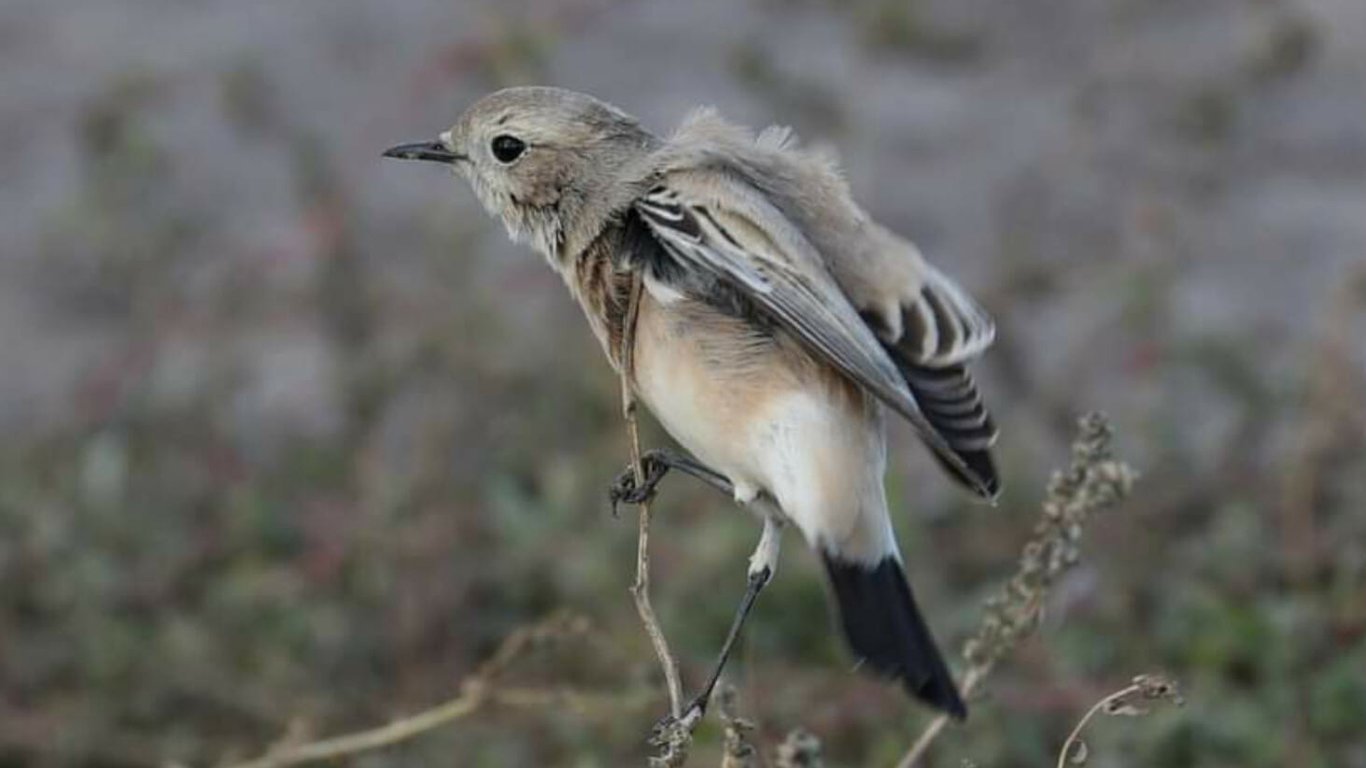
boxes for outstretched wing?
[633,172,996,499]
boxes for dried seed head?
[962,413,1137,671]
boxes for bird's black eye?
[490,134,526,163]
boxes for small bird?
[385,87,998,724]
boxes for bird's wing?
[895,260,996,366]
[863,230,1000,492]
[881,246,998,448]
[633,171,995,498]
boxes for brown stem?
[1053,682,1137,768]
[222,613,589,768]
[618,270,685,719]
[896,665,988,768]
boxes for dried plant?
[650,719,695,768]
[899,413,1138,767]
[718,686,758,768]
[619,273,694,768]
[213,412,1147,768]
[222,612,599,768]
[963,412,1138,671]
[1057,674,1185,767]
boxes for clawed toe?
[648,699,705,747]
[607,450,670,517]
[608,470,653,517]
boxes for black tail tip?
[822,555,967,719]
[908,667,968,721]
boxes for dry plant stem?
[1055,685,1141,768]
[896,665,989,768]
[224,613,589,768]
[618,270,685,720]
[897,414,1136,768]
[227,694,486,768]
[1055,674,1184,768]
[225,686,651,768]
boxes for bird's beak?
[382,140,465,164]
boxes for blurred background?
[2,0,1364,765]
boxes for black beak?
[382,141,464,164]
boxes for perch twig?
[617,271,690,766]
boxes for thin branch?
[1056,674,1183,768]
[222,612,590,768]
[225,692,484,768]
[619,270,685,718]
[1056,688,1132,768]
[896,666,988,768]
[617,271,689,766]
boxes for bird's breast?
[629,292,878,505]
[631,296,768,486]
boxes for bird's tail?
[822,554,966,719]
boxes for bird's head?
[385,86,657,259]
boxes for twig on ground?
[1056,674,1184,767]
[617,270,689,766]
[897,413,1138,768]
[221,611,593,768]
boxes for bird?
[384,86,999,726]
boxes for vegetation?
[2,0,1363,765]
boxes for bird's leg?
[609,448,734,516]
[651,515,783,741]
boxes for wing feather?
[900,264,995,365]
[634,176,996,498]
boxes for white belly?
[634,327,767,502]
[630,295,898,562]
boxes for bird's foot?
[648,697,706,748]
[608,449,671,517]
